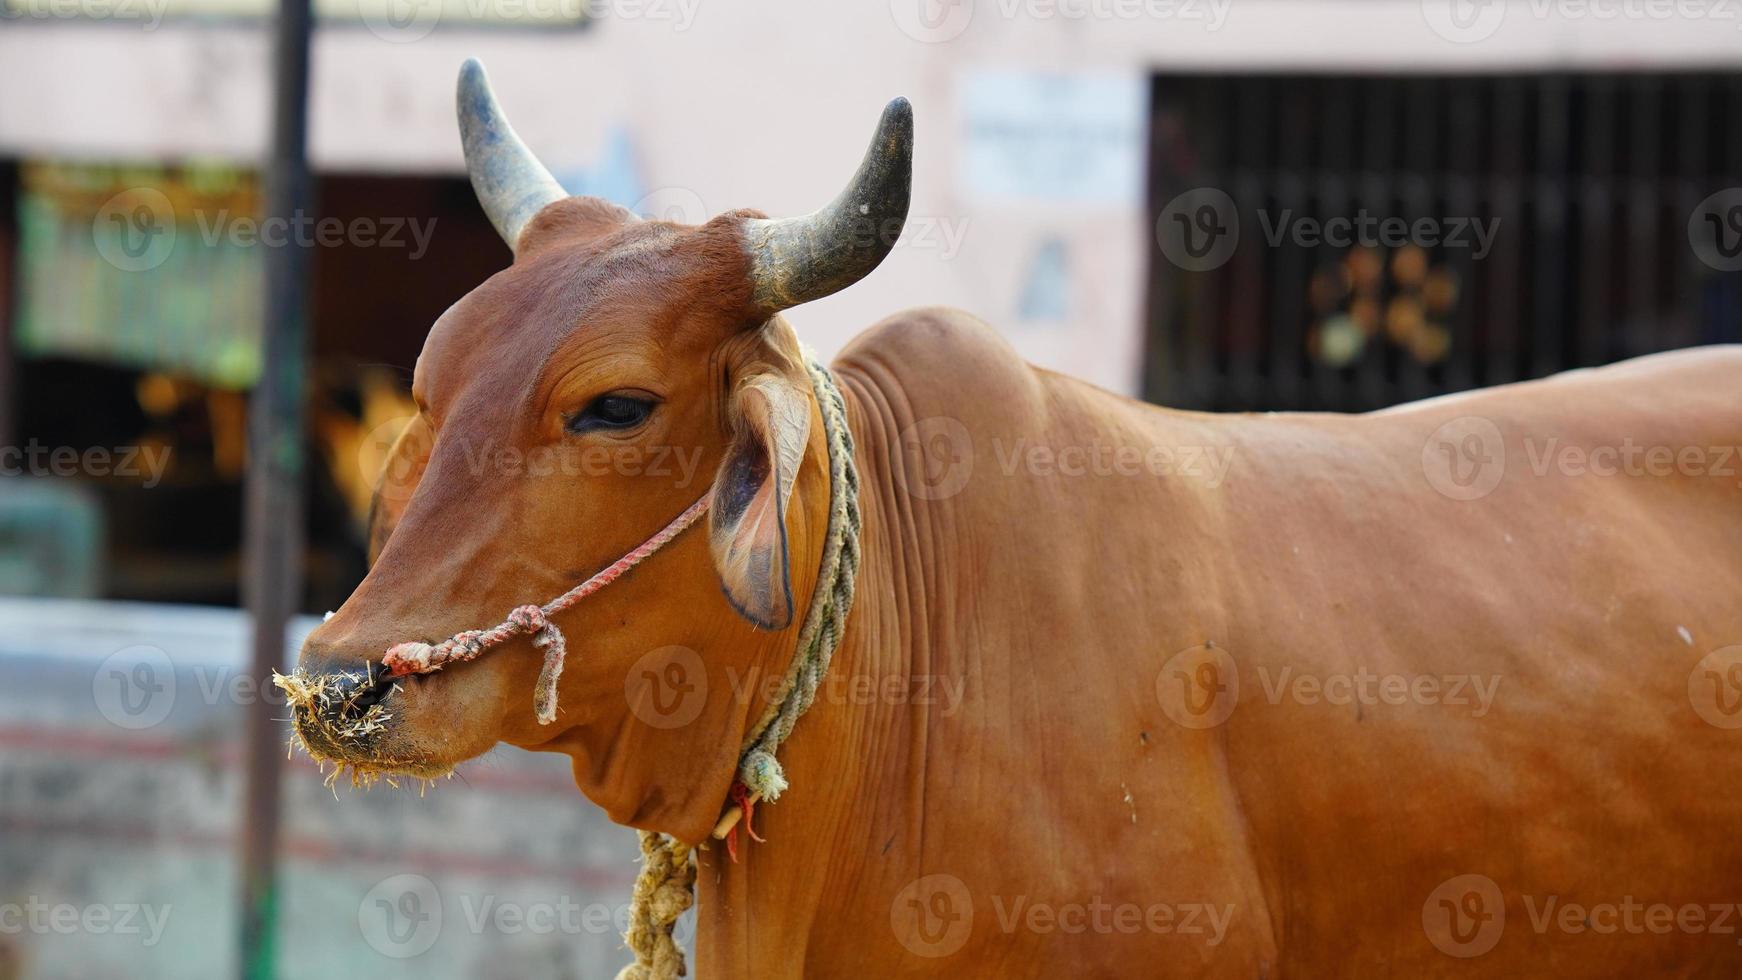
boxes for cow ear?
[367,416,433,566]
[709,373,812,630]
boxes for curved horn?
[744,98,913,313]
[456,58,568,251]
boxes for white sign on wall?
[956,69,1147,207]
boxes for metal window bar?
[1145,71,1742,413]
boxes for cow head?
[287,59,908,841]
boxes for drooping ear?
[366,416,433,566]
[709,373,812,630]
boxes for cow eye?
[566,394,654,434]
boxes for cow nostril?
[327,667,398,720]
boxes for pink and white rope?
[382,493,712,724]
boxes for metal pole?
[238,0,313,974]
[0,161,18,450]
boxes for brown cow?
[290,59,1742,977]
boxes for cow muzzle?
[276,665,448,785]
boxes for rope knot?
[382,641,435,676]
[739,748,789,802]
[507,604,548,633]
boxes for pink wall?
[5,0,1741,394]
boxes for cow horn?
[743,98,913,313]
[456,58,569,251]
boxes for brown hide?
[300,202,1742,974]
[696,313,1741,977]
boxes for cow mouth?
[274,667,454,788]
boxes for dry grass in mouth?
[272,668,454,794]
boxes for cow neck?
[617,355,862,980]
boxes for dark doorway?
[1145,72,1742,412]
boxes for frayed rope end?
[739,749,789,802]
[528,613,568,726]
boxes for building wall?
[0,598,649,980]
[4,1,1742,395]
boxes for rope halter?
[381,490,711,725]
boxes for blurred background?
[0,1,1739,977]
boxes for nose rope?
[380,493,711,725]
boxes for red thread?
[731,780,765,844]
[724,779,765,863]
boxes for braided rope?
[617,358,862,980]
[616,833,697,980]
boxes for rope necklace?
[618,358,862,980]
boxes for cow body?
[701,308,1742,977]
[292,66,1742,978]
